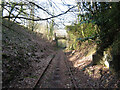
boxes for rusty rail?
[33,54,55,90]
[64,56,78,88]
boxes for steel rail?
[33,54,55,90]
[64,56,78,88]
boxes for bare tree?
[2,1,77,21]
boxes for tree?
[28,3,35,31]
[2,1,77,21]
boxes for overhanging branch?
[3,5,77,21]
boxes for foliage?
[91,2,120,51]
[77,2,120,71]
[66,20,98,50]
[66,2,120,51]
[111,33,120,55]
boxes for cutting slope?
[2,19,55,88]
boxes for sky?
[3,0,78,29]
[35,0,77,29]
[3,0,119,36]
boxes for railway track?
[33,54,55,90]
[32,51,78,89]
[64,56,78,88]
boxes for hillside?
[2,19,56,88]
[2,19,120,88]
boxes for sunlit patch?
[74,61,85,68]
[73,55,92,68]
[69,56,76,61]
[104,60,109,68]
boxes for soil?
[65,50,120,88]
[2,19,56,88]
[2,19,120,89]
[36,50,73,88]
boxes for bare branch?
[28,1,54,16]
[3,5,77,21]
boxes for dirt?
[36,50,73,88]
[2,19,120,89]
[65,50,120,88]
[2,19,56,88]
[32,49,120,88]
